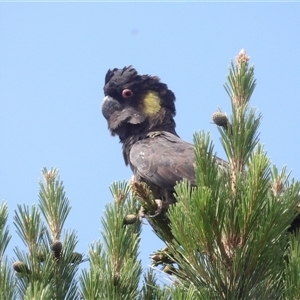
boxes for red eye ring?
[122,89,133,98]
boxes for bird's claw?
[148,199,163,217]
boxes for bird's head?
[102,66,177,141]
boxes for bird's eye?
[122,89,133,98]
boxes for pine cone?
[123,214,138,225]
[13,261,31,274]
[51,240,62,258]
[212,112,229,128]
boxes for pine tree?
[3,168,84,299]
[1,50,300,299]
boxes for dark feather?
[129,131,196,203]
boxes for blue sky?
[1,3,300,275]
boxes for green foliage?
[167,138,299,299]
[0,202,15,299]
[139,270,169,300]
[0,202,11,256]
[38,167,71,241]
[80,181,143,299]
[11,168,83,300]
[284,232,300,300]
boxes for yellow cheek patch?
[143,91,161,116]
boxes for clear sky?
[1,2,300,276]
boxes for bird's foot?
[148,199,163,217]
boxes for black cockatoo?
[101,66,300,234]
[101,66,226,215]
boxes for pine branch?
[39,167,71,242]
[0,202,15,299]
[0,202,11,258]
[130,180,174,242]
[284,232,300,300]
[80,181,143,299]
[12,168,83,300]
[139,269,169,300]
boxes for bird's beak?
[101,96,122,120]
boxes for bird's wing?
[129,132,196,190]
